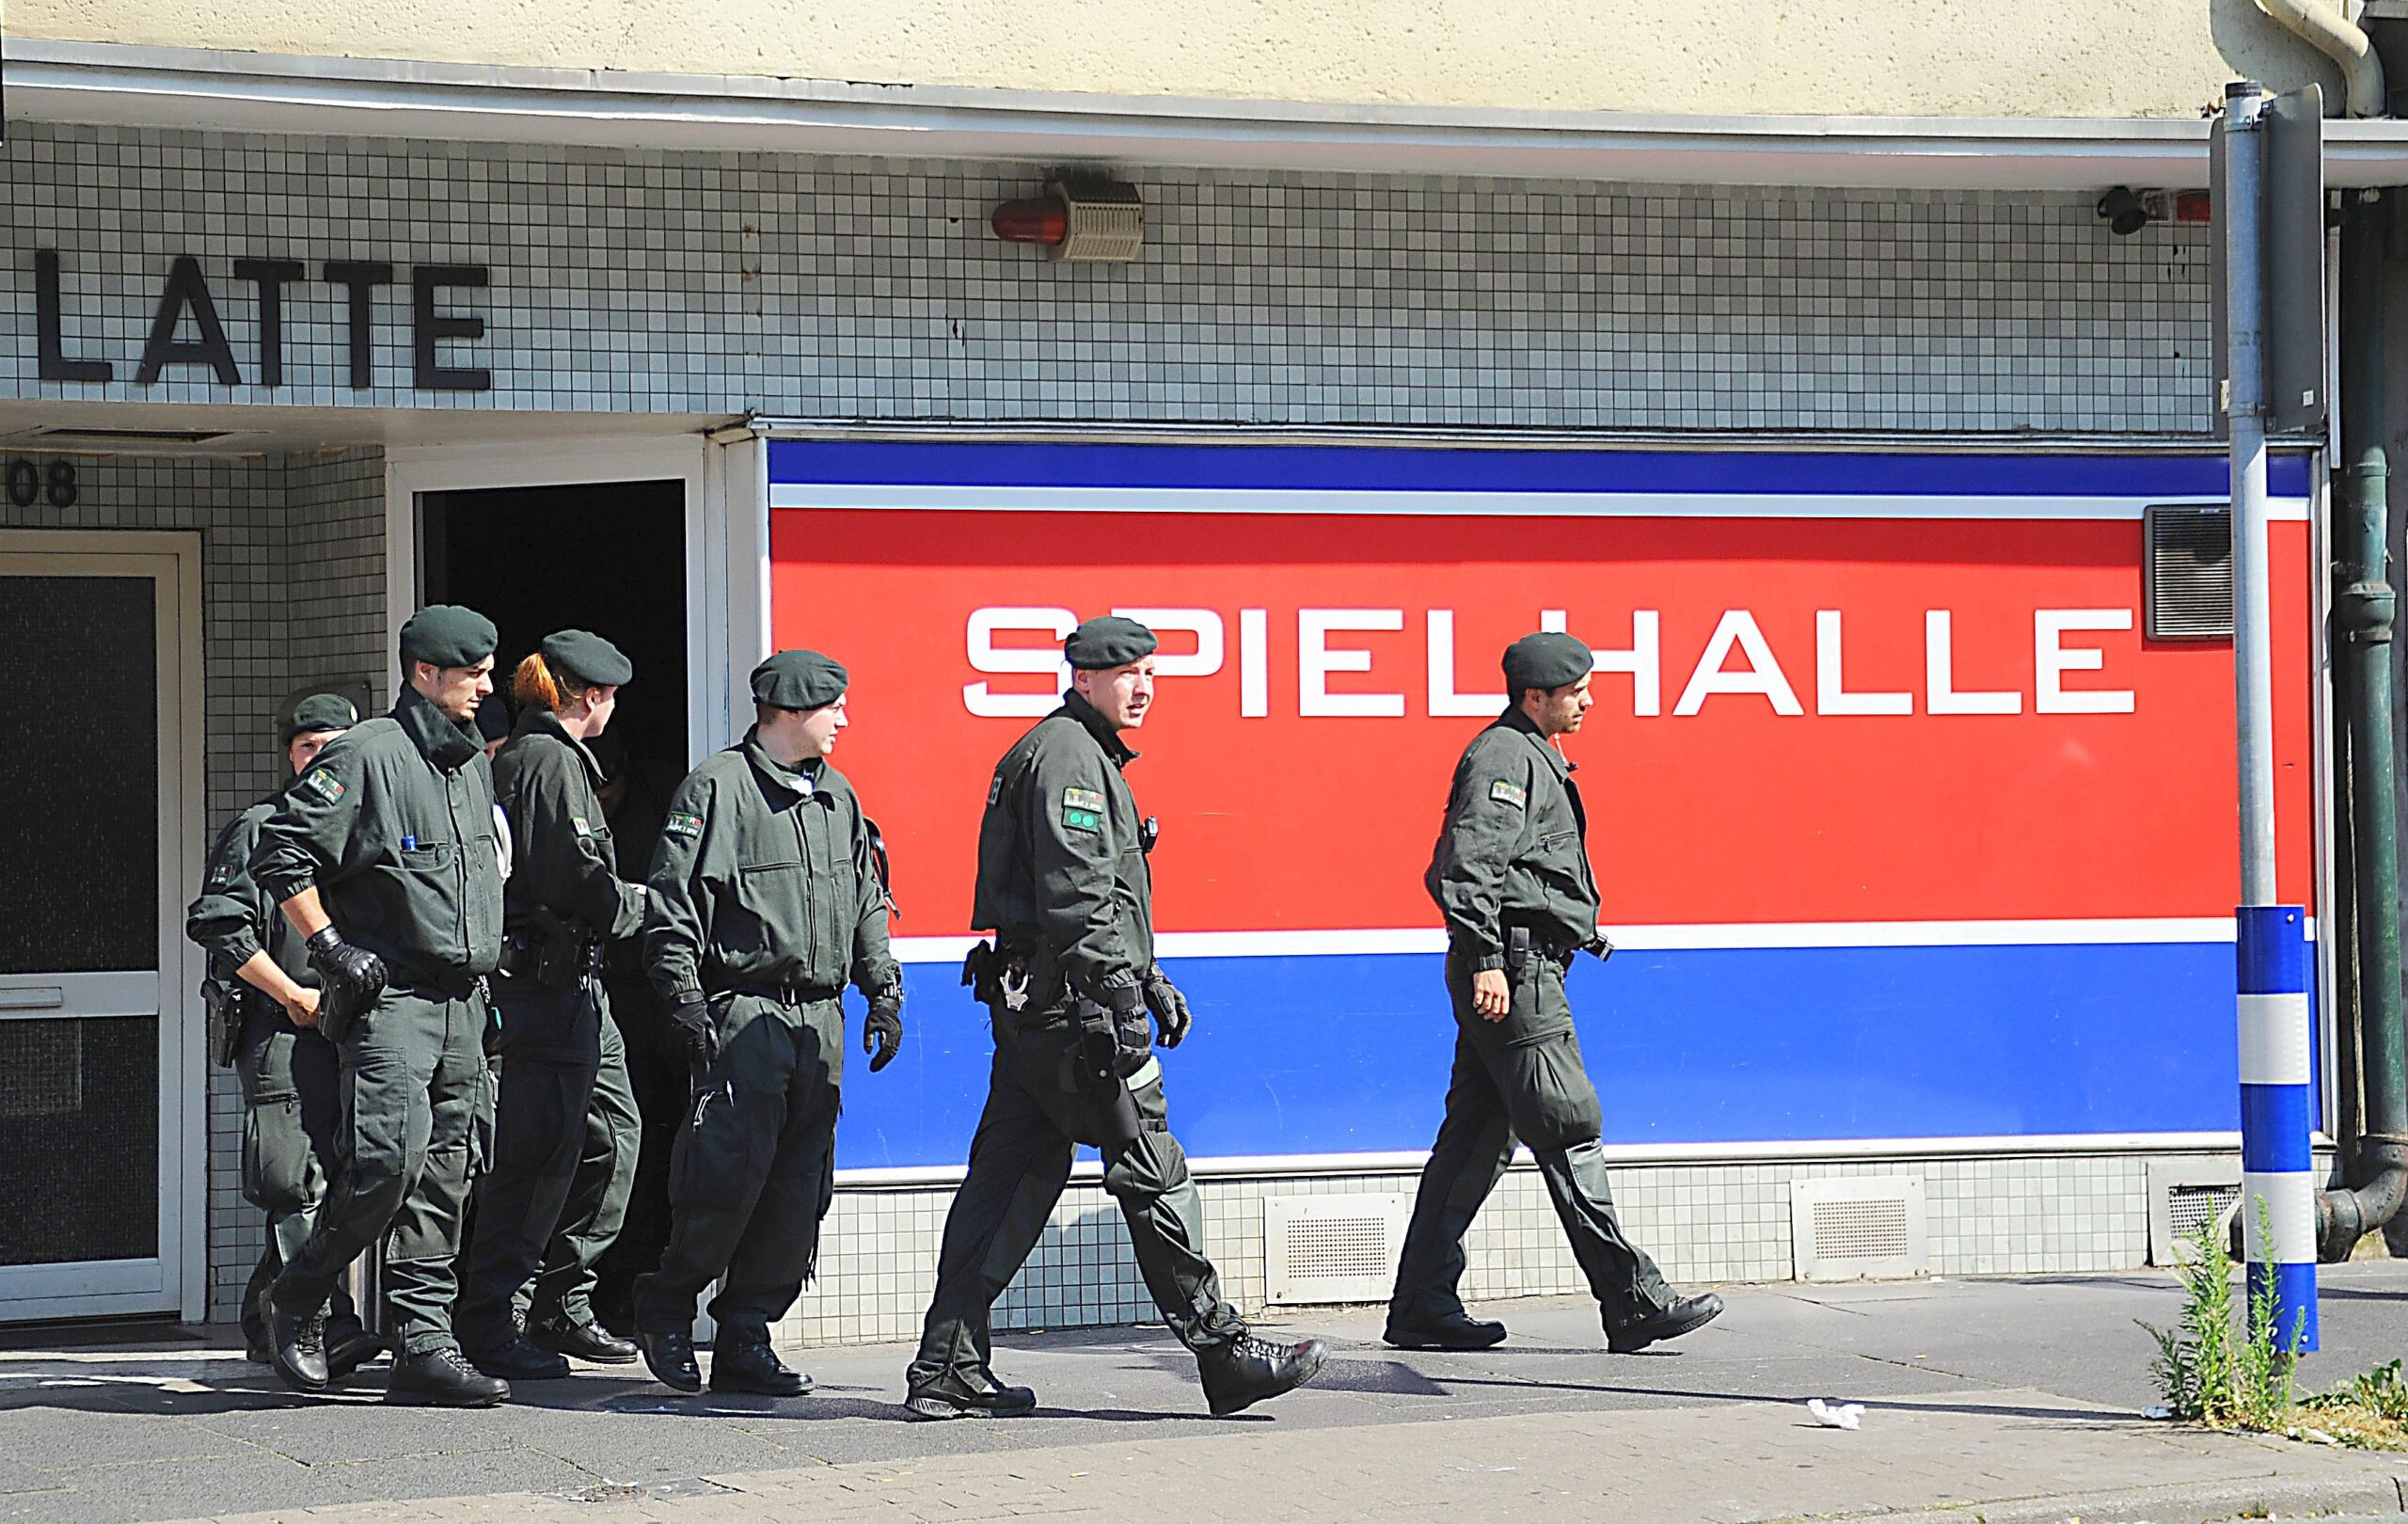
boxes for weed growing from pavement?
[2140,1207,2408,1450]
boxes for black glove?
[305,927,386,1015]
[1142,967,1191,1050]
[666,992,718,1069]
[863,986,903,1073]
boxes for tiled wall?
[0,449,387,1322]
[2,115,2213,1330]
[5,123,2214,435]
[788,1152,2155,1348]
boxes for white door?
[0,539,198,1319]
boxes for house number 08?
[4,460,80,510]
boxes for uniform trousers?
[908,1011,1244,1389]
[1388,955,1675,1330]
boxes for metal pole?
[2226,79,2319,1354]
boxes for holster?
[959,936,1065,1022]
[531,906,598,989]
[200,974,245,1068]
[1073,997,1146,1151]
[1504,925,1533,981]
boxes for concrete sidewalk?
[4,1263,2406,1524]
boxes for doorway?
[420,481,690,783]
[0,533,201,1321]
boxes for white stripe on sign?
[2239,1171,2320,1266]
[889,916,2284,964]
[2238,992,2315,1086]
[770,483,2318,524]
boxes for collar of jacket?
[394,684,483,770]
[740,725,826,798]
[1494,705,1571,781]
[516,706,605,788]
[1059,691,1138,768]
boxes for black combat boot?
[528,1315,640,1365]
[904,1365,1039,1420]
[266,1295,330,1394]
[460,1327,573,1381]
[387,1347,511,1407]
[1608,1292,1725,1354]
[710,1340,811,1396]
[324,1320,386,1381]
[1196,1332,1329,1416]
[1383,1310,1508,1351]
[637,1331,703,1393]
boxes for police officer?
[1386,631,1723,1355]
[907,616,1328,1421]
[630,650,904,1396]
[455,631,645,1379]
[187,693,381,1381]
[252,605,510,1406]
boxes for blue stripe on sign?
[2240,1084,2315,1172]
[768,439,2313,500]
[836,939,2260,1170]
[2236,905,2309,994]
[2247,1260,2321,1354]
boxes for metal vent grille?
[2145,504,2235,639]
[1791,1177,1928,1281]
[1264,1193,1411,1305]
[2167,1183,2242,1256]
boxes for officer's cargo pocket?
[1497,965,1602,1150]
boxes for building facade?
[1,3,2402,1341]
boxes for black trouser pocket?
[1490,966,1603,1151]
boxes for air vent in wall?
[1790,1176,1928,1281]
[1264,1193,1412,1305]
[2145,503,2235,640]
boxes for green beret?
[752,649,848,710]
[1064,615,1158,672]
[281,692,359,744]
[541,628,633,688]
[399,604,498,669]
[1502,631,1594,695]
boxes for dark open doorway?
[420,480,690,779]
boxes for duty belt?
[498,930,604,981]
[388,964,487,1002]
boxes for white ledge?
[12,39,2408,188]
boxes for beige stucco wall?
[17,0,2343,119]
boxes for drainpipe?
[2257,0,2388,117]
[2317,191,2408,1259]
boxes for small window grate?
[1265,1193,1413,1305]
[2146,504,2235,640]
[1791,1176,1928,1281]
[1813,1198,1911,1262]
[2169,1183,2241,1243]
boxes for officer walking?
[251,606,510,1406]
[629,650,904,1396]
[907,616,1328,1421]
[1386,631,1723,1355]
[187,693,382,1382]
[455,631,645,1380]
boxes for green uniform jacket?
[1425,707,1601,972]
[187,789,318,1016]
[492,709,643,941]
[251,685,506,981]
[642,727,898,1005]
[971,692,1153,1004]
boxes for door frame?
[0,529,205,1321]
[384,435,743,765]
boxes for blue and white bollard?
[2236,903,2318,1354]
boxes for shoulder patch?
[664,811,705,839]
[1062,786,1105,812]
[986,770,1005,806]
[568,815,592,837]
[1062,805,1103,833]
[1488,779,1528,809]
[299,768,345,804]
